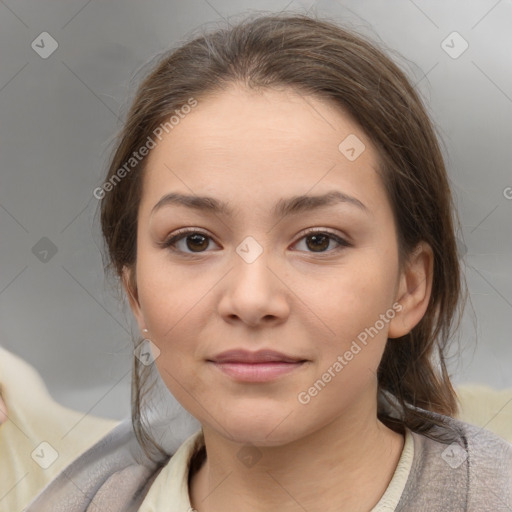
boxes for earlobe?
[388,242,434,339]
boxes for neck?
[189,400,405,512]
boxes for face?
[125,85,415,446]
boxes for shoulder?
[397,409,512,511]
[421,410,512,470]
[443,414,512,508]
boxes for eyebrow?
[151,190,369,218]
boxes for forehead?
[141,85,388,218]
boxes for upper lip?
[209,349,306,364]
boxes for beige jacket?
[0,346,118,512]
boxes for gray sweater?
[25,408,512,511]
[396,411,512,511]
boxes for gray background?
[1,0,511,421]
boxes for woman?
[25,13,512,511]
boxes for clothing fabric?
[25,406,512,511]
[24,417,158,512]
[0,346,118,512]
[137,425,415,511]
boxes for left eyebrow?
[151,190,369,218]
[274,190,369,217]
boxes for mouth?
[207,349,308,382]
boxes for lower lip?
[209,361,305,382]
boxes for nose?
[217,247,290,328]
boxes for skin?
[124,84,433,512]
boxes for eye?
[292,229,350,254]
[160,228,350,256]
[160,229,219,254]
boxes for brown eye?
[293,230,350,254]
[184,233,210,252]
[161,229,219,254]
[305,233,330,252]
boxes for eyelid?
[294,227,349,243]
[291,227,351,252]
[158,227,216,249]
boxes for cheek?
[136,265,209,410]
[297,269,397,420]
[311,254,399,380]
[135,251,208,340]
[134,254,215,397]
[321,256,398,331]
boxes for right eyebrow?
[151,193,234,216]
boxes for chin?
[209,405,310,447]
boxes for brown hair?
[100,13,466,463]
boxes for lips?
[207,349,308,382]
[209,349,305,364]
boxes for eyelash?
[159,228,351,256]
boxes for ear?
[388,242,434,339]
[121,265,147,334]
